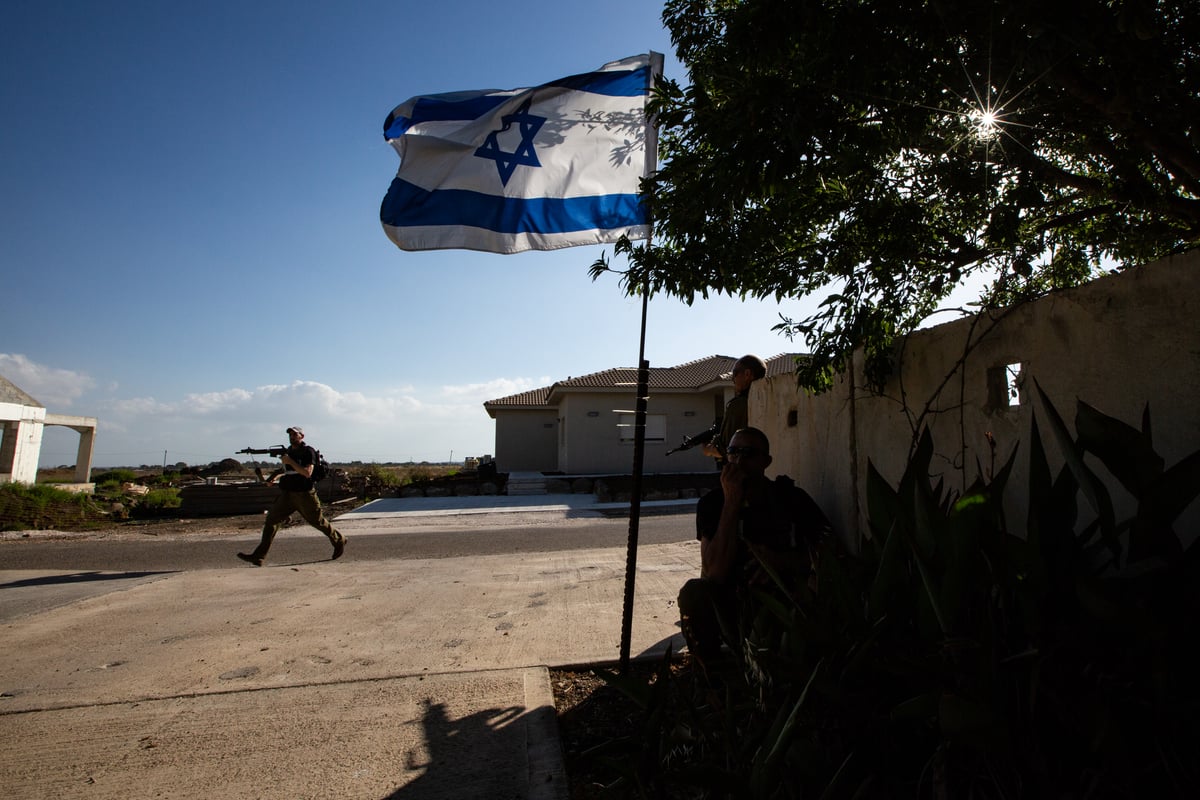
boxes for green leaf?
[754,661,822,779]
[643,1,1199,395]
[1074,399,1163,496]
[1143,448,1200,529]
[866,461,910,622]
[1033,378,1122,565]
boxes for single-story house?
[483,354,801,475]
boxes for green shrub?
[139,473,176,487]
[359,465,404,487]
[140,488,181,510]
[603,387,1200,797]
[405,465,435,484]
[0,482,104,531]
[95,479,124,496]
[92,468,137,484]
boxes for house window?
[987,362,1024,409]
[617,413,666,443]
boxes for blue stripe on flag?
[384,95,510,139]
[383,64,649,139]
[545,65,649,97]
[380,178,646,235]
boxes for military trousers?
[249,488,343,560]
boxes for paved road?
[0,514,694,572]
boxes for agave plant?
[584,390,1200,798]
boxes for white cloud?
[110,396,177,416]
[0,353,95,407]
[17,355,522,467]
[440,376,553,401]
[183,388,255,414]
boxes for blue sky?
[2,1,827,467]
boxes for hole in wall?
[987,363,1024,409]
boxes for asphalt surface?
[0,494,700,799]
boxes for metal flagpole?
[618,51,664,675]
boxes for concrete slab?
[0,540,700,799]
[0,668,559,800]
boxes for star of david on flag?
[474,98,544,186]
[381,54,659,254]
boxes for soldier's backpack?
[311,449,330,482]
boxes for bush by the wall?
[596,387,1200,797]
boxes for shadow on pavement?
[0,570,176,589]
[385,699,532,799]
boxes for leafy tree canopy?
[598,0,1200,391]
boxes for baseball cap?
[286,426,304,436]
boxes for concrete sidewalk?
[0,497,699,799]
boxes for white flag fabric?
[381,54,656,254]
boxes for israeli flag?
[381,54,658,254]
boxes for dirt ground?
[551,661,685,800]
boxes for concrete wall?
[493,409,558,473]
[755,250,1200,543]
[44,414,98,483]
[0,404,47,484]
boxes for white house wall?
[555,390,724,475]
[650,391,724,473]
[559,392,645,474]
[756,250,1200,544]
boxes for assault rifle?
[238,446,289,483]
[237,445,287,458]
[665,421,719,456]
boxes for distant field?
[35,467,89,484]
[35,463,464,485]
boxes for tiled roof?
[764,353,806,378]
[483,353,806,410]
[483,387,551,409]
[553,354,738,392]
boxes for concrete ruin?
[0,374,97,489]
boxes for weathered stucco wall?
[756,250,1200,543]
